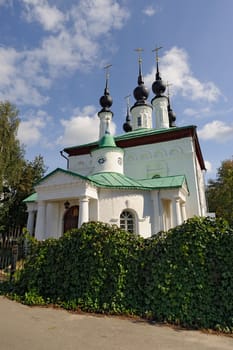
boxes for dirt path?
[0,296,232,350]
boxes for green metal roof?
[116,125,196,141]
[64,125,197,151]
[87,172,188,191]
[23,192,38,203]
[87,172,143,189]
[35,167,87,186]
[137,175,188,189]
[24,168,188,203]
[99,133,117,148]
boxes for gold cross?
[134,48,144,62]
[124,94,131,108]
[167,81,173,96]
[104,64,112,79]
[152,46,163,62]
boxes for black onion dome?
[133,84,149,104]
[168,97,176,127]
[168,108,176,127]
[123,95,132,132]
[123,112,132,132]
[99,65,113,112]
[152,79,166,96]
[133,53,149,106]
[152,62,166,97]
[123,121,132,132]
[99,86,113,111]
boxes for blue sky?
[1,0,233,181]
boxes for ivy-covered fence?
[3,217,233,333]
[0,230,25,282]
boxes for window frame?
[120,210,135,233]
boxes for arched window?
[120,210,135,233]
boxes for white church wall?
[45,202,60,239]
[91,148,124,174]
[36,181,98,202]
[69,154,93,175]
[98,189,153,238]
[195,156,207,216]
[42,197,100,240]
[89,198,99,222]
[123,136,203,218]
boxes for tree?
[0,101,24,193]
[3,155,46,232]
[0,101,47,235]
[206,159,233,225]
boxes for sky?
[0,0,233,182]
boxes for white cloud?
[57,105,116,147]
[17,110,51,146]
[142,5,157,17]
[0,0,130,106]
[183,107,211,117]
[71,0,130,35]
[198,120,233,142]
[22,0,65,32]
[204,160,212,173]
[144,47,221,103]
[0,47,49,106]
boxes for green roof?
[87,172,143,189]
[99,133,117,148]
[24,168,188,203]
[116,125,196,141]
[137,176,188,189]
[23,192,38,203]
[64,125,197,151]
[35,167,87,186]
[88,172,188,191]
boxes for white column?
[130,104,153,130]
[151,191,163,234]
[181,202,187,222]
[78,197,89,227]
[35,201,46,240]
[173,197,182,227]
[27,210,35,236]
[98,111,113,139]
[46,203,60,238]
[152,97,169,129]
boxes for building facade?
[24,55,207,240]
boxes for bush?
[8,218,233,332]
[13,222,143,314]
[140,216,233,331]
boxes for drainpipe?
[60,151,69,169]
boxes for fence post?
[10,244,18,281]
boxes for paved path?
[0,296,232,350]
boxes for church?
[24,51,207,240]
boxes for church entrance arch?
[63,205,79,233]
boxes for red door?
[63,206,79,233]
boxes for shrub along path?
[0,296,233,350]
[11,218,233,333]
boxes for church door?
[63,205,79,233]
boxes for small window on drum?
[120,210,135,233]
[137,116,142,127]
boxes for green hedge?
[7,217,233,332]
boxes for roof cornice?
[63,126,206,170]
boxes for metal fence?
[0,229,25,282]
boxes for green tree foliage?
[0,101,46,234]
[206,159,233,225]
[0,101,23,193]
[2,155,46,232]
[10,218,233,332]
